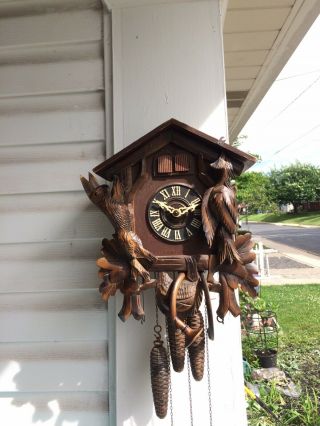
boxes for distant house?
[301,201,320,212]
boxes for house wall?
[0,1,111,425]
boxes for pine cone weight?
[167,317,186,372]
[187,311,205,381]
[150,343,170,419]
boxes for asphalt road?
[241,222,320,257]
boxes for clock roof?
[93,118,256,180]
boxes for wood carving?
[150,334,170,419]
[80,173,156,321]
[202,155,259,322]
[81,119,258,419]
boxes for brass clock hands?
[176,200,201,217]
[152,199,176,214]
[153,199,201,218]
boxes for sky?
[239,15,320,173]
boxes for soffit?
[224,0,320,141]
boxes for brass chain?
[187,351,194,426]
[165,319,174,426]
[204,307,213,426]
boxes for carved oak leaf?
[216,233,259,321]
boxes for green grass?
[242,211,320,226]
[261,284,320,343]
[243,285,320,425]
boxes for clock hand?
[176,200,201,216]
[153,199,175,214]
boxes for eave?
[224,0,320,141]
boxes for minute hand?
[177,201,201,216]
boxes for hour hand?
[153,199,175,214]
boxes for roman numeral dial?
[147,184,202,242]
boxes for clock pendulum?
[80,119,258,422]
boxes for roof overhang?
[224,0,320,141]
[93,118,256,179]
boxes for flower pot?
[255,349,277,368]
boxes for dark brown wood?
[187,311,205,381]
[158,154,173,173]
[167,317,186,372]
[81,119,258,416]
[150,341,170,419]
[93,118,256,180]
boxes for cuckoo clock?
[81,119,259,419]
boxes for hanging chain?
[186,352,194,426]
[204,307,213,426]
[153,277,162,344]
[165,319,174,426]
[141,290,145,324]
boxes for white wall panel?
[0,291,108,342]
[0,192,112,243]
[0,59,103,96]
[0,393,108,426]
[0,111,104,147]
[0,239,101,261]
[0,157,105,194]
[0,341,108,392]
[113,1,228,150]
[0,259,100,292]
[0,9,101,47]
[0,1,109,424]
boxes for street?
[241,222,320,256]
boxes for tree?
[269,162,320,213]
[232,135,262,162]
[236,172,277,214]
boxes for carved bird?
[201,156,259,322]
[80,173,156,283]
[201,155,241,265]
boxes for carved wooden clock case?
[81,118,258,419]
[93,119,253,255]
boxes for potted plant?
[241,293,279,368]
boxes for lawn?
[243,284,320,425]
[242,212,320,226]
[262,285,320,343]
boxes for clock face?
[147,184,202,243]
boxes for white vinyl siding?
[0,1,110,425]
